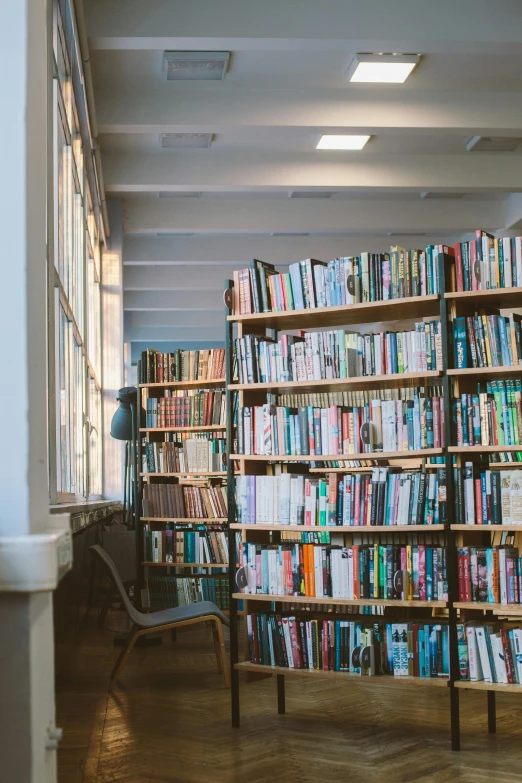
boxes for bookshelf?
[138,347,231,614]
[224,256,459,745]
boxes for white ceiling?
[85,0,522,352]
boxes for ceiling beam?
[122,234,464,265]
[106,152,522,195]
[125,325,222,341]
[86,0,522,53]
[97,88,522,135]
[124,264,269,289]
[121,196,506,234]
[125,310,224,327]
[124,290,222,310]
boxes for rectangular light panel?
[316,135,370,150]
[347,54,420,83]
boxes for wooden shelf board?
[451,524,522,531]
[233,593,446,608]
[448,365,522,379]
[140,472,227,477]
[455,680,522,693]
[445,288,522,308]
[141,517,228,523]
[230,371,442,394]
[454,602,522,614]
[143,562,228,568]
[488,462,522,470]
[231,448,444,462]
[448,445,522,453]
[139,378,226,389]
[228,295,440,330]
[234,661,449,686]
[140,425,226,433]
[231,523,446,533]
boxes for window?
[50,0,104,502]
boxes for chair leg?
[109,625,139,691]
[214,619,230,688]
[212,624,223,674]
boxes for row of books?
[148,576,229,611]
[237,391,445,457]
[143,439,226,474]
[235,469,447,528]
[454,381,522,448]
[142,483,228,519]
[462,624,522,684]
[455,465,522,526]
[238,543,448,601]
[453,232,522,292]
[457,546,522,605]
[138,348,226,384]
[453,313,522,370]
[236,248,446,315]
[145,390,226,429]
[236,321,443,385]
[246,614,449,678]
[143,529,232,565]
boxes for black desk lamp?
[110,387,139,529]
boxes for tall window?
[51,0,104,502]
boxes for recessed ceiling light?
[316,135,370,150]
[289,191,335,198]
[466,135,522,152]
[163,51,230,81]
[161,133,213,149]
[347,53,420,83]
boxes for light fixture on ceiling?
[316,135,370,150]
[466,136,522,152]
[347,53,420,83]
[163,51,230,81]
[289,191,335,198]
[161,133,213,149]
[159,191,202,198]
[420,192,465,200]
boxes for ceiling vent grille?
[466,136,522,152]
[159,192,202,198]
[289,192,335,199]
[161,133,213,149]
[163,51,230,81]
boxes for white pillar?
[0,1,57,781]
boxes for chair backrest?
[89,544,143,626]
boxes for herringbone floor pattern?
[56,614,522,783]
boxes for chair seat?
[135,600,230,630]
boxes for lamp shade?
[110,387,138,441]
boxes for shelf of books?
[138,346,232,615]
[224,250,460,745]
[445,231,522,738]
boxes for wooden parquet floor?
[56,613,522,783]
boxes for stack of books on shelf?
[236,387,445,457]
[453,313,522,369]
[143,438,226,473]
[460,623,522,684]
[236,321,443,384]
[144,529,235,565]
[238,542,448,601]
[235,468,446,527]
[234,246,450,315]
[453,232,522,292]
[142,483,227,519]
[148,575,229,611]
[138,347,226,383]
[455,465,522,525]
[454,382,522,449]
[457,546,522,604]
[145,390,226,428]
[246,614,449,678]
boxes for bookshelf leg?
[487,691,496,734]
[277,674,286,715]
[450,684,460,751]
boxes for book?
[142,483,228,519]
[145,389,227,429]
[454,233,522,292]
[139,348,226,384]
[142,437,227,474]
[147,575,229,610]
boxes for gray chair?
[89,544,230,690]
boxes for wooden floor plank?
[56,613,522,783]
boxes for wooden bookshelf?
[235,661,449,687]
[231,448,444,462]
[141,517,228,523]
[448,365,522,380]
[454,680,522,693]
[454,602,522,615]
[141,471,227,477]
[445,287,522,309]
[231,523,446,533]
[229,370,442,394]
[228,294,440,330]
[232,593,447,608]
[451,524,522,532]
[139,378,226,389]
[143,561,228,568]
[448,445,522,453]
[140,425,226,433]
